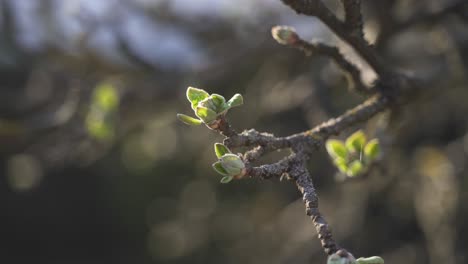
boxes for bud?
[271,26,299,45]
[220,154,245,177]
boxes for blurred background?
[0,0,467,263]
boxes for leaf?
[186,87,209,106]
[356,256,384,264]
[214,143,231,158]
[212,161,229,176]
[176,114,202,126]
[195,106,217,123]
[220,154,244,176]
[326,140,348,160]
[347,160,364,177]
[364,139,380,162]
[220,176,233,184]
[333,157,348,174]
[210,94,227,112]
[93,83,119,111]
[227,94,243,108]
[345,130,367,153]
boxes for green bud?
[347,160,364,177]
[212,161,229,176]
[195,106,217,123]
[220,154,245,176]
[227,94,243,108]
[176,114,203,126]
[356,256,384,264]
[364,139,380,162]
[214,143,231,158]
[346,130,367,153]
[271,25,299,45]
[326,139,348,160]
[186,87,209,109]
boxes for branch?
[341,0,364,38]
[295,38,371,95]
[281,0,388,76]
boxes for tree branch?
[281,0,388,76]
[341,0,364,38]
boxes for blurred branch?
[281,0,388,77]
[341,0,364,38]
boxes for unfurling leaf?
[195,106,217,123]
[177,114,202,126]
[186,87,209,107]
[210,94,228,112]
[220,176,233,184]
[345,130,367,153]
[326,139,348,160]
[227,94,243,108]
[220,154,245,176]
[364,139,380,162]
[356,256,384,264]
[214,143,231,158]
[347,160,364,177]
[212,161,229,176]
[271,25,299,45]
[333,157,348,174]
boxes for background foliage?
[0,0,468,263]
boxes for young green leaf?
[326,140,348,160]
[227,94,243,108]
[220,154,245,176]
[356,256,384,264]
[176,114,203,126]
[212,161,229,176]
[364,139,380,162]
[210,94,227,112]
[345,130,367,153]
[186,87,209,106]
[195,106,217,123]
[220,176,233,184]
[214,143,231,158]
[333,157,348,174]
[347,160,364,177]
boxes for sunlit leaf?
[345,130,367,153]
[347,160,364,177]
[364,139,380,162]
[210,94,227,112]
[93,83,119,111]
[195,106,217,123]
[333,157,348,174]
[176,114,202,126]
[227,94,243,108]
[212,161,229,176]
[214,143,231,158]
[326,139,348,160]
[186,87,209,107]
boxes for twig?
[293,38,371,94]
[341,0,364,38]
[281,0,388,76]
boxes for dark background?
[0,0,467,263]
